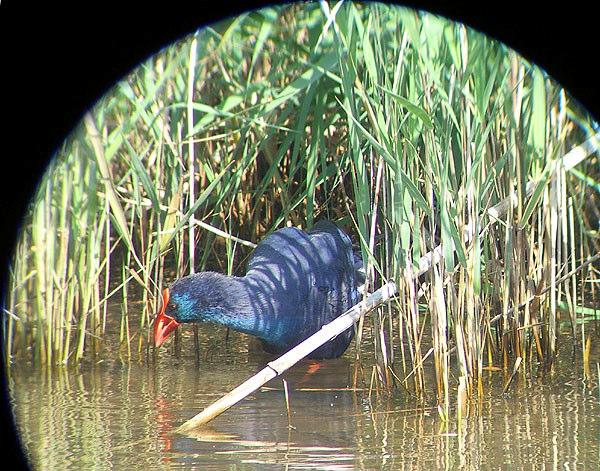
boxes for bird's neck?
[199,274,281,342]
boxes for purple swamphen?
[154,221,362,359]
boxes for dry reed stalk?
[502,356,522,393]
[187,36,198,277]
[431,265,449,409]
[282,378,295,430]
[456,375,468,427]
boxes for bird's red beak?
[154,288,180,347]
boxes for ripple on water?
[7,339,600,470]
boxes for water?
[8,329,600,470]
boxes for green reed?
[3,3,599,422]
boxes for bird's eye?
[168,302,177,311]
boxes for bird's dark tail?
[310,219,366,296]
[353,252,366,286]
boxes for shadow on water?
[8,326,600,470]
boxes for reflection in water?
[8,335,600,470]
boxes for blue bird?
[154,221,362,359]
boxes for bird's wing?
[243,222,358,358]
[305,223,358,358]
[245,222,359,317]
[306,226,358,321]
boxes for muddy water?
[8,329,600,470]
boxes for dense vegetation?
[3,3,599,417]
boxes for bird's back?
[244,221,359,358]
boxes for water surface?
[9,329,600,470]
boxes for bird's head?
[153,273,230,347]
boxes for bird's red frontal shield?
[154,288,180,347]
